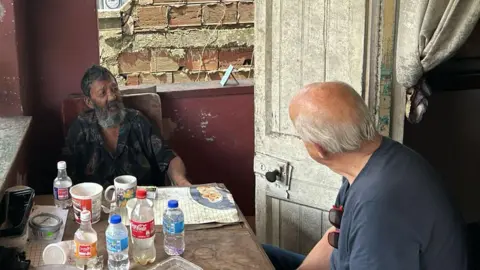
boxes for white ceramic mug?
[70,182,103,224]
[104,175,137,207]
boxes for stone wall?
[98,0,254,86]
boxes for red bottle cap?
[136,189,147,199]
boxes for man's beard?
[94,100,126,128]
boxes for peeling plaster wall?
[159,84,255,216]
[98,0,255,85]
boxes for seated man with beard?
[65,65,191,187]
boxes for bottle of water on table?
[106,214,130,270]
[53,161,72,209]
[163,199,185,255]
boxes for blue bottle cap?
[110,214,122,224]
[168,200,179,208]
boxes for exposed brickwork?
[172,71,209,83]
[152,49,186,72]
[186,49,219,71]
[203,2,238,25]
[140,73,173,84]
[219,47,253,69]
[118,51,151,73]
[153,0,185,3]
[125,74,140,85]
[238,1,254,24]
[169,5,202,27]
[138,0,153,5]
[136,6,168,28]
[99,0,255,85]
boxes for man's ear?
[84,97,94,109]
[314,143,328,159]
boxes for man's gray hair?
[292,84,377,154]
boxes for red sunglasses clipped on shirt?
[328,205,343,248]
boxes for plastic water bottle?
[53,161,72,209]
[106,215,130,270]
[130,189,156,265]
[74,210,98,269]
[163,200,185,255]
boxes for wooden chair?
[61,92,175,186]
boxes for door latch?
[254,153,293,199]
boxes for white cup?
[42,240,73,265]
[70,182,103,224]
[104,175,137,208]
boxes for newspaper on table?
[121,185,240,226]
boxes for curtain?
[396,0,480,124]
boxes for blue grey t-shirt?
[330,137,467,270]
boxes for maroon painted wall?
[0,0,22,116]
[160,86,255,216]
[25,0,100,193]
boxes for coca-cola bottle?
[130,189,156,265]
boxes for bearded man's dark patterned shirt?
[65,108,176,187]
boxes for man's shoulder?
[74,109,96,125]
[67,110,94,133]
[381,137,431,167]
[349,138,442,207]
[124,108,152,127]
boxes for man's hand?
[168,156,192,186]
[173,176,192,187]
[298,226,335,270]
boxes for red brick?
[140,73,173,84]
[136,6,168,28]
[118,51,152,73]
[152,49,186,72]
[238,2,254,23]
[186,49,219,71]
[203,2,237,25]
[169,5,202,27]
[218,47,253,69]
[125,74,140,85]
[172,71,209,83]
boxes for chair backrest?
[61,93,164,137]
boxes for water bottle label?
[163,220,184,234]
[74,241,97,258]
[106,236,128,252]
[54,187,70,200]
[131,220,155,239]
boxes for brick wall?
[99,0,254,86]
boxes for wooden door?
[254,0,399,254]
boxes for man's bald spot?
[289,82,362,124]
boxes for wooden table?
[34,192,274,269]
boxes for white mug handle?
[104,185,116,203]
